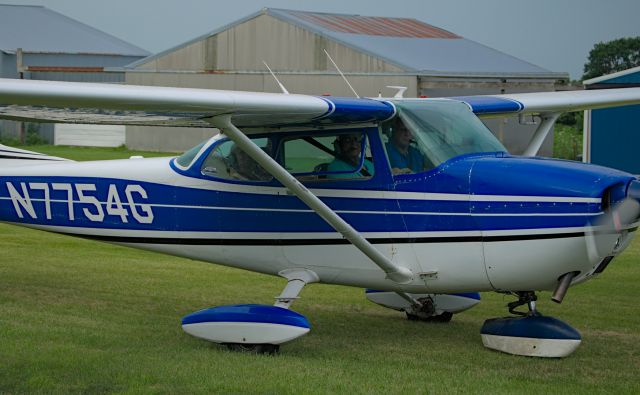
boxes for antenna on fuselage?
[262,61,289,95]
[323,49,360,98]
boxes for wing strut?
[209,115,414,284]
[522,112,560,156]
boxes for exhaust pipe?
[551,272,578,304]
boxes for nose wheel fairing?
[481,315,581,358]
[481,291,581,358]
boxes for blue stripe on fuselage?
[2,154,633,234]
[0,175,601,233]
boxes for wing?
[0,78,394,130]
[452,88,640,118]
[3,77,640,127]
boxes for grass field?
[1,146,639,394]
[14,144,180,161]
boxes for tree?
[582,37,640,80]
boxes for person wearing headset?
[386,118,424,175]
[326,133,374,179]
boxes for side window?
[200,137,273,182]
[381,117,434,176]
[281,131,374,181]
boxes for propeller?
[553,184,639,304]
[586,193,640,263]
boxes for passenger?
[228,145,271,181]
[386,118,424,175]
[326,134,374,179]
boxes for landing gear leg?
[399,293,453,322]
[507,291,539,316]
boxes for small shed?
[0,4,149,145]
[583,66,640,174]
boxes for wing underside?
[1,78,640,128]
[0,78,394,130]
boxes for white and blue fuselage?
[0,137,635,294]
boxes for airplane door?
[279,130,405,285]
[393,168,491,293]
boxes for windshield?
[386,100,507,169]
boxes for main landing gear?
[403,295,454,323]
[365,290,481,321]
[181,269,318,354]
[481,291,582,358]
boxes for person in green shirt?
[326,134,374,179]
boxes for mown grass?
[0,146,639,393]
[15,144,179,161]
[1,224,639,394]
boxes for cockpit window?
[383,100,507,174]
[280,131,374,181]
[200,137,273,182]
[181,130,375,183]
[176,142,206,168]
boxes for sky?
[3,0,640,80]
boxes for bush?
[25,124,47,145]
[554,124,582,160]
[0,123,47,146]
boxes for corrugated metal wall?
[128,13,418,151]
[137,14,404,73]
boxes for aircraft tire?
[405,311,453,323]
[225,343,280,355]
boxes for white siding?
[54,124,125,147]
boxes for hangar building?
[0,4,149,145]
[126,8,569,152]
[583,66,640,174]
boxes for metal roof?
[282,10,460,39]
[268,9,556,76]
[0,4,149,56]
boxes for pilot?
[228,145,271,181]
[386,118,424,175]
[326,133,374,179]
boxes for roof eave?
[583,66,640,85]
[418,70,570,80]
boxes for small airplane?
[1,76,640,358]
